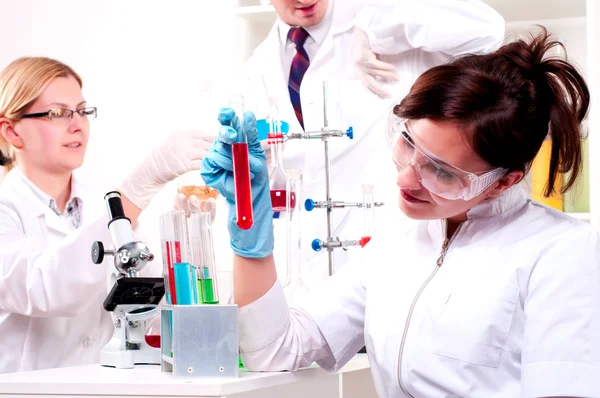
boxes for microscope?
[91,191,165,369]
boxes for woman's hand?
[201,108,274,258]
[119,130,215,210]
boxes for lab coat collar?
[69,170,85,211]
[426,185,528,244]
[466,185,528,220]
[5,168,48,218]
[304,0,355,68]
[13,167,52,210]
[12,167,84,212]
[327,0,356,36]
[5,167,85,235]
[277,0,334,47]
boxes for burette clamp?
[267,132,285,144]
[311,237,363,252]
[359,201,385,208]
[285,126,353,141]
[304,199,384,211]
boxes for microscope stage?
[103,277,165,311]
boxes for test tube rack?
[284,82,384,276]
[160,304,239,379]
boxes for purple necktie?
[288,27,310,130]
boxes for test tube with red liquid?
[229,95,254,230]
[159,213,177,304]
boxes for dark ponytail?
[0,150,11,167]
[395,26,590,197]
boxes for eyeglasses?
[386,112,507,201]
[21,107,97,121]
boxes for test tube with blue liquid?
[189,212,219,304]
[169,210,196,305]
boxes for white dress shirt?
[277,0,335,83]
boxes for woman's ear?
[0,118,23,149]
[487,170,523,198]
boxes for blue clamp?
[346,127,354,140]
[311,239,323,252]
[304,198,316,212]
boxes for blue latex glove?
[201,108,274,258]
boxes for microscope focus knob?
[140,249,154,262]
[118,249,131,264]
[91,241,105,264]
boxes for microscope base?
[100,346,161,369]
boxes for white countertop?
[0,354,370,397]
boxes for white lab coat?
[0,169,160,374]
[238,186,600,397]
[241,0,506,286]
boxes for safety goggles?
[386,113,507,201]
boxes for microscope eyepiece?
[104,191,131,227]
[95,191,154,277]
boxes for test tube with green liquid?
[189,212,219,304]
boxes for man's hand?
[354,27,399,98]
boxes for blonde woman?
[0,57,212,373]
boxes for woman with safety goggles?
[200,28,599,397]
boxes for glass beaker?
[144,315,161,348]
[268,97,296,213]
[176,172,219,221]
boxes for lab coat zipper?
[396,219,466,398]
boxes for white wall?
[506,18,588,76]
[485,0,585,21]
[0,0,235,187]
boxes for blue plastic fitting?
[311,239,323,252]
[304,198,316,211]
[346,127,354,139]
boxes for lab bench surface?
[0,354,377,398]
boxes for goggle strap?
[464,168,508,200]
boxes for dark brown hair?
[0,151,10,166]
[395,27,589,197]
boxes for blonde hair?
[0,57,82,173]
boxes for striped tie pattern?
[288,27,310,130]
